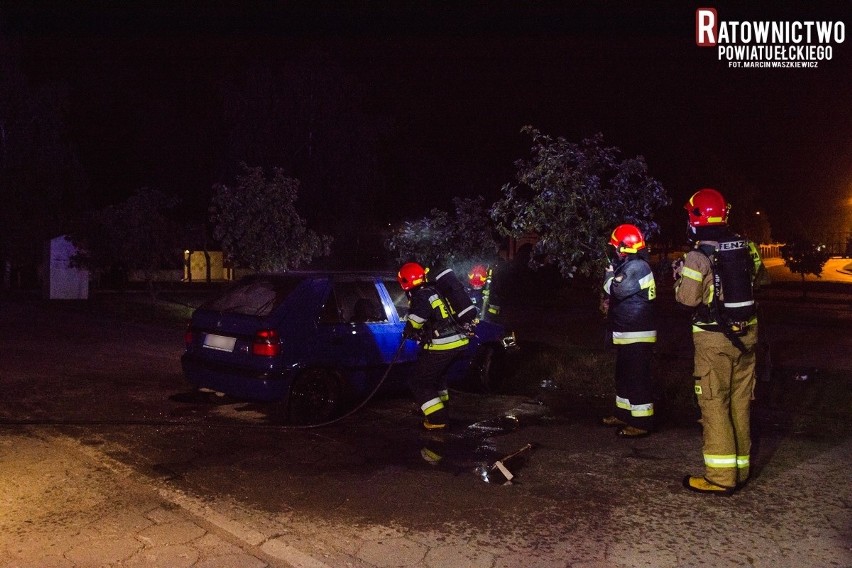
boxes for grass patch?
[503,341,614,398]
[38,288,223,329]
[499,341,694,426]
[501,339,851,432]
[757,368,852,437]
[498,341,615,417]
[653,352,700,424]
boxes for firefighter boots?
[600,416,628,427]
[423,419,448,430]
[617,425,650,438]
[682,475,735,496]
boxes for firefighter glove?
[672,257,685,280]
[402,323,421,341]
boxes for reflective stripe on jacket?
[603,254,656,344]
[407,285,469,351]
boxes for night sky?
[3,1,851,241]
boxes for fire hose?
[280,336,409,430]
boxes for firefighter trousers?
[407,348,464,424]
[613,342,655,431]
[692,325,758,488]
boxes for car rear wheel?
[286,368,346,425]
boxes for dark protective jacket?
[405,284,470,351]
[469,287,501,319]
[603,251,657,344]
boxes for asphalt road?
[0,286,850,568]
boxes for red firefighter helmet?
[609,224,646,256]
[684,188,729,226]
[397,262,426,291]
[468,264,488,290]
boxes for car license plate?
[203,333,237,352]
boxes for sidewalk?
[0,429,278,568]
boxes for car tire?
[470,345,498,393]
[286,368,346,425]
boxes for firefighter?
[397,262,470,430]
[468,264,488,292]
[467,264,501,320]
[601,224,657,438]
[674,188,765,495]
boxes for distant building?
[759,243,783,259]
[183,250,233,282]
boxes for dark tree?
[387,196,499,273]
[781,239,831,300]
[491,127,670,278]
[210,164,331,271]
[69,188,182,293]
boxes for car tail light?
[184,325,194,349]
[252,329,280,356]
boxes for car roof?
[241,271,397,281]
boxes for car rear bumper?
[181,353,294,402]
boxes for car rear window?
[202,276,302,316]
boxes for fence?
[759,244,783,259]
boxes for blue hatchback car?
[181,272,516,423]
